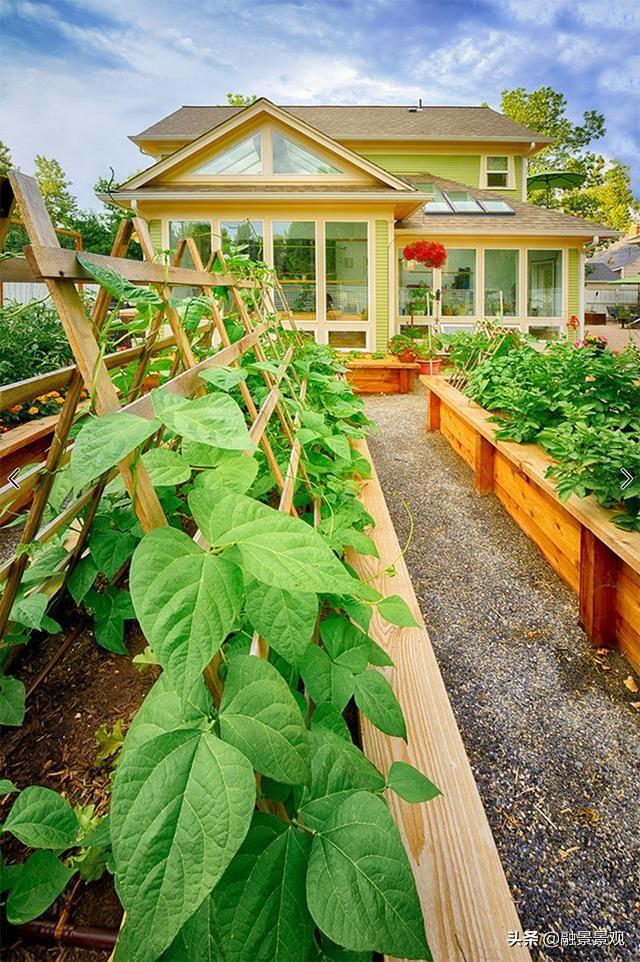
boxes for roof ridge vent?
[408,98,424,113]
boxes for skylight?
[197,135,262,174]
[422,189,514,215]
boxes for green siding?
[568,248,580,318]
[374,220,390,351]
[148,219,162,253]
[363,152,522,197]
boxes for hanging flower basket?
[402,240,447,270]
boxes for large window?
[441,249,476,317]
[485,250,519,316]
[220,220,264,262]
[196,135,262,174]
[528,250,563,317]
[398,252,435,317]
[272,134,341,175]
[325,222,368,321]
[273,221,316,319]
[168,221,212,268]
[486,156,510,188]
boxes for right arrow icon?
[621,468,634,491]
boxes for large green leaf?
[388,761,442,804]
[198,366,248,391]
[152,390,254,451]
[89,528,138,580]
[111,728,255,962]
[197,457,259,495]
[300,646,354,713]
[189,489,370,598]
[377,595,420,628]
[71,413,160,492]
[306,792,430,959]
[77,255,163,309]
[0,674,25,727]
[353,670,406,739]
[244,578,318,667]
[298,731,384,831]
[125,674,212,753]
[130,527,243,707]
[5,851,75,924]
[320,616,370,674]
[219,655,309,785]
[142,448,192,487]
[84,586,134,655]
[2,786,79,850]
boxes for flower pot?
[418,358,444,375]
[398,349,416,363]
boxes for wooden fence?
[423,375,640,673]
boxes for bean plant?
[1,262,438,961]
[463,338,640,529]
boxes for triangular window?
[196,134,262,174]
[272,133,341,175]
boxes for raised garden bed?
[346,356,420,394]
[423,375,640,672]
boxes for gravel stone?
[365,390,640,962]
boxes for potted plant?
[414,330,446,375]
[388,334,418,363]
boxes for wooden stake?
[579,528,618,646]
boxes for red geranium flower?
[402,240,447,269]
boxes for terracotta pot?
[398,349,416,363]
[418,358,444,375]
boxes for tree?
[0,140,14,176]
[226,93,257,106]
[501,86,638,229]
[33,155,78,228]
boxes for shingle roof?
[396,175,620,237]
[132,104,552,145]
[591,241,640,271]
[586,262,618,281]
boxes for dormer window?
[196,134,262,174]
[194,130,344,176]
[485,156,511,189]
[272,133,341,174]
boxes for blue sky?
[1,0,639,208]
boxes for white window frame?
[525,248,566,322]
[271,219,319,322]
[481,155,515,191]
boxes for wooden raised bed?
[346,357,419,394]
[423,376,640,673]
[349,439,530,962]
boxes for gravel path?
[365,390,640,962]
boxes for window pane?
[421,183,452,213]
[487,172,509,188]
[445,191,483,213]
[273,221,316,319]
[485,250,519,316]
[220,220,264,262]
[441,249,476,317]
[272,134,341,174]
[487,156,509,171]
[398,251,435,317]
[168,221,212,268]
[528,250,563,317]
[480,199,513,213]
[328,330,367,349]
[325,223,368,321]
[198,135,262,174]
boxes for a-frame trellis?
[0,171,310,653]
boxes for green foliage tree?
[226,93,258,106]
[33,155,78,228]
[500,86,639,230]
[0,139,14,176]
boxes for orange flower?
[9,404,22,413]
[55,396,64,404]
[28,406,39,415]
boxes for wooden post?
[579,528,618,646]
[474,433,495,495]
[426,388,441,431]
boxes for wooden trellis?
[0,171,309,648]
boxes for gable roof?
[122,99,413,193]
[132,104,552,146]
[586,262,619,282]
[396,175,621,238]
[590,240,640,271]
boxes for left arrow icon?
[7,469,20,490]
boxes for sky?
[1,0,639,209]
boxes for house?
[108,98,620,351]
[585,230,640,317]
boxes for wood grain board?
[349,439,531,962]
